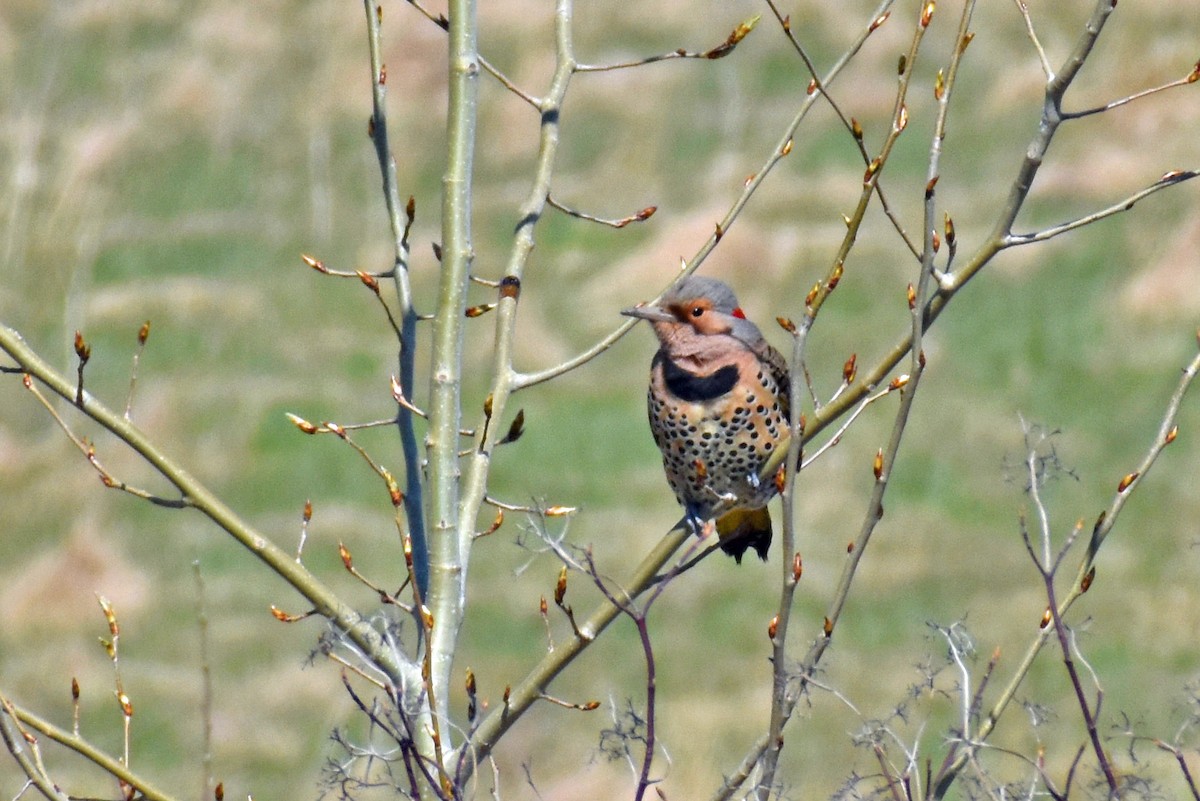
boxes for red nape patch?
[732,307,747,319]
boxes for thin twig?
[300,252,395,279]
[546,194,657,229]
[0,694,70,801]
[750,3,954,795]
[22,374,189,508]
[575,16,761,72]
[0,691,179,801]
[123,320,150,421]
[514,0,897,393]
[1003,169,1199,246]
[193,562,214,801]
[763,0,920,258]
[933,343,1200,797]
[801,378,908,468]
[1065,61,1200,119]
[0,324,423,693]
[446,0,584,782]
[1013,0,1053,79]
[1154,740,1200,801]
[405,0,541,107]
[1040,546,1119,791]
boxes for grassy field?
[3,0,1200,798]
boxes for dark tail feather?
[715,507,773,563]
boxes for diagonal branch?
[931,342,1200,798]
[1003,169,1199,246]
[512,0,898,393]
[1064,59,1200,120]
[0,325,421,695]
[1,690,178,801]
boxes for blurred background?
[2,0,1199,797]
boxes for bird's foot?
[682,506,717,540]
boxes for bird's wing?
[756,340,792,419]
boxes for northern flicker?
[622,275,791,562]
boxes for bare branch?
[0,324,422,693]
[546,194,657,229]
[1065,60,1200,119]
[933,343,1200,797]
[405,0,541,107]
[1013,0,1053,80]
[0,690,180,801]
[1003,169,1199,246]
[362,0,431,605]
[576,15,762,71]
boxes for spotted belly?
[647,375,786,519]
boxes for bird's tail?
[715,507,772,563]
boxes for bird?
[622,275,791,562]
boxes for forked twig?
[0,690,178,801]
[932,343,1200,797]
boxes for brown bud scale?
[500,275,521,299]
[828,262,843,290]
[1081,566,1095,593]
[555,566,568,606]
[465,303,497,318]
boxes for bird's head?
[624,276,763,347]
[621,275,750,338]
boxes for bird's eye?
[690,306,704,318]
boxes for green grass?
[3,1,1200,799]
